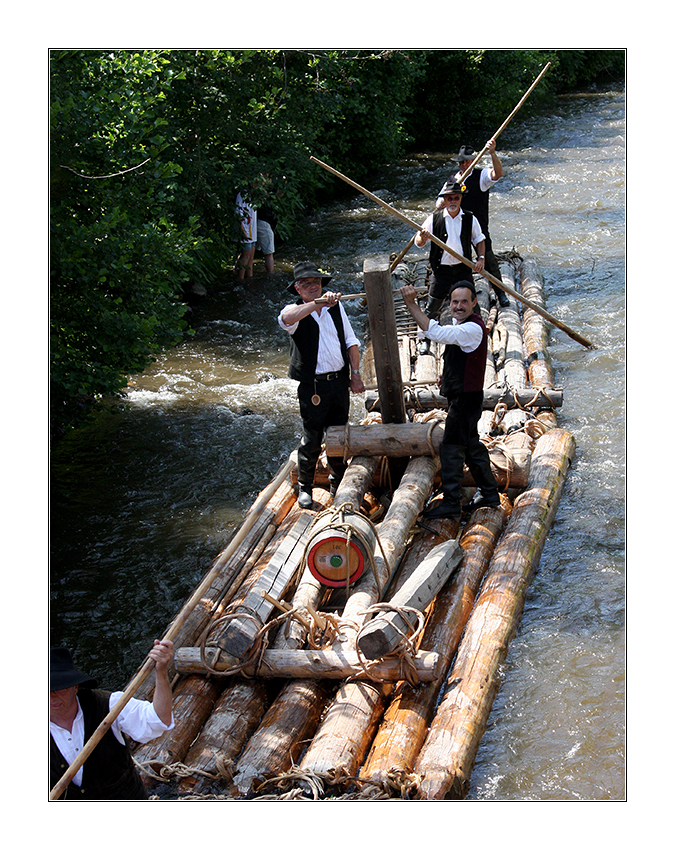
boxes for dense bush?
[50,49,625,434]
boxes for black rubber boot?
[424,444,465,520]
[297,428,323,507]
[493,285,509,308]
[418,296,445,356]
[463,434,500,511]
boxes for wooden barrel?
[306,510,377,588]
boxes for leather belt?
[315,371,341,381]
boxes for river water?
[50,85,625,801]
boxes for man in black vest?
[400,281,500,520]
[448,140,509,308]
[279,262,365,508]
[415,181,486,356]
[50,639,174,800]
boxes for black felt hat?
[457,145,476,162]
[286,261,332,293]
[439,180,466,197]
[50,647,98,691]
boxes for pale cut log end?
[415,767,469,800]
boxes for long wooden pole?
[309,155,595,350]
[49,455,295,800]
[457,62,551,185]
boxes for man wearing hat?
[399,281,500,520]
[50,639,174,800]
[278,262,365,508]
[414,180,487,355]
[444,139,509,308]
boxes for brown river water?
[50,85,625,802]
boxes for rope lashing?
[354,602,426,686]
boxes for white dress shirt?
[50,693,174,786]
[278,302,360,375]
[421,317,483,352]
[421,208,485,266]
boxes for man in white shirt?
[279,262,365,508]
[414,181,486,355]
[50,639,175,799]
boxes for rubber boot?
[418,296,445,356]
[327,456,347,497]
[424,443,465,519]
[297,428,323,508]
[463,434,500,511]
[493,284,509,308]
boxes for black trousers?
[441,390,498,505]
[296,375,350,487]
[428,263,474,303]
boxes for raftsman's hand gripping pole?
[309,155,594,350]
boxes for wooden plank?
[214,512,314,659]
[356,539,464,660]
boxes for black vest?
[460,168,490,235]
[287,302,350,383]
[429,209,474,273]
[440,313,488,399]
[50,689,148,800]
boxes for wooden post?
[363,255,406,425]
[413,429,576,800]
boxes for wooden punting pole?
[412,428,576,800]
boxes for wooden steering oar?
[457,61,551,186]
[310,155,595,350]
[49,455,295,800]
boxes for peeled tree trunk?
[413,429,576,800]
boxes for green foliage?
[50,48,625,435]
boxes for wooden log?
[230,679,334,797]
[134,474,296,700]
[133,675,223,788]
[227,456,381,796]
[413,428,576,800]
[176,679,269,796]
[174,645,443,682]
[359,501,509,790]
[213,512,314,660]
[363,255,406,424]
[356,539,464,660]
[496,263,528,433]
[520,257,557,429]
[295,455,442,787]
[364,384,562,414]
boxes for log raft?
[121,254,575,803]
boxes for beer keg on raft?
[306,509,377,588]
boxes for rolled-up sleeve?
[109,692,175,745]
[423,318,483,352]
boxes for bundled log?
[359,501,509,791]
[520,258,557,429]
[133,675,223,789]
[228,456,381,797]
[134,473,297,699]
[365,385,562,415]
[176,679,270,797]
[175,645,443,681]
[494,264,529,433]
[356,539,464,660]
[293,456,443,787]
[413,428,576,800]
[325,424,533,492]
